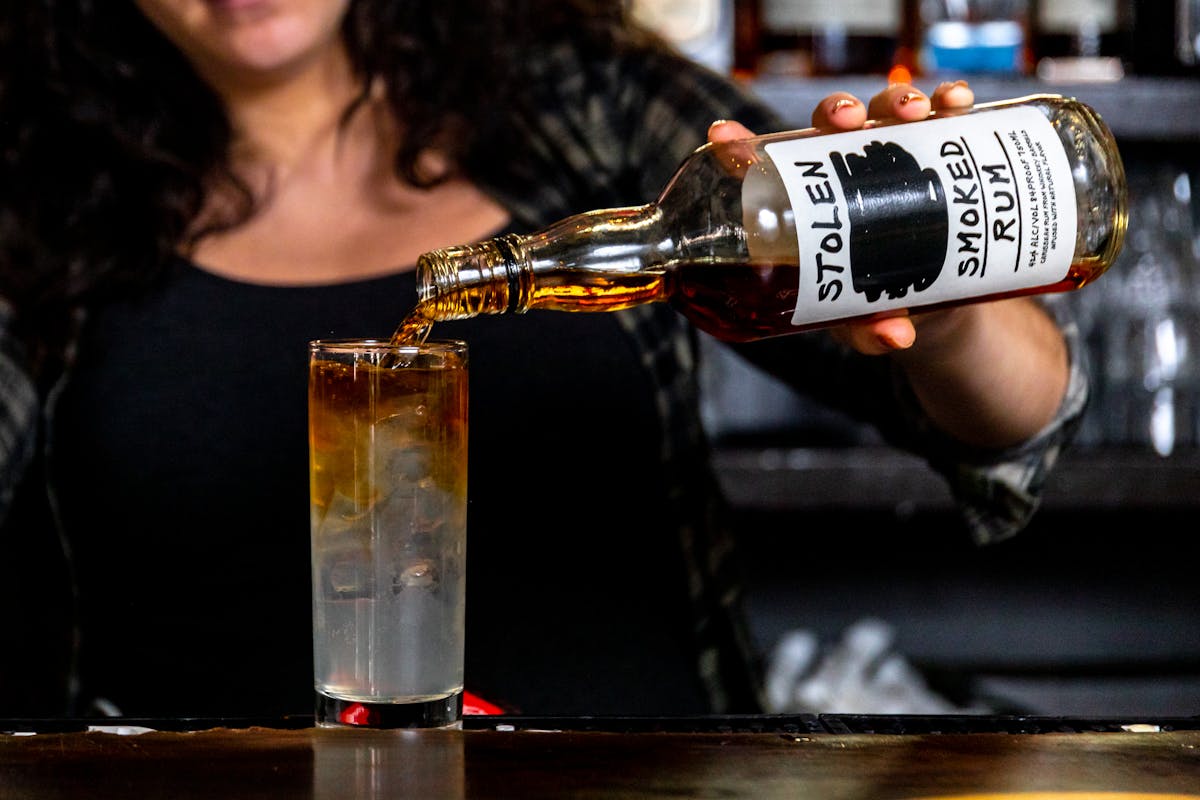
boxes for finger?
[810,93,867,131]
[930,79,975,111]
[833,315,917,355]
[867,83,931,122]
[707,119,755,144]
[706,120,762,179]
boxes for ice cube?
[394,558,437,592]
[329,560,370,596]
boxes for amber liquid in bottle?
[665,257,1109,342]
[391,266,666,344]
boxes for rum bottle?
[413,94,1127,343]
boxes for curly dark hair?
[0,0,640,361]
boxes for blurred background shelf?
[713,445,1200,514]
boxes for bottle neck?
[416,233,531,321]
[417,204,667,321]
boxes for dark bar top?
[5,712,1200,735]
[3,715,1200,799]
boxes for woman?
[0,1,1085,718]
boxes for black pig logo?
[830,141,948,302]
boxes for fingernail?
[897,91,926,106]
[828,97,858,115]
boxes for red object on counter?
[337,703,375,725]
[463,691,506,715]
[333,691,505,724]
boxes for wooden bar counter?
[2,715,1199,799]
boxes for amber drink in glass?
[308,339,468,728]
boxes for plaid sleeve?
[733,294,1091,545]
[893,298,1091,545]
[606,50,786,201]
[495,40,785,223]
[0,300,39,528]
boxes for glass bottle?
[1129,0,1198,77]
[917,0,1033,76]
[407,94,1127,344]
[739,0,906,77]
[1177,0,1200,73]
[1033,0,1131,60]
[628,0,736,75]
[1031,0,1132,81]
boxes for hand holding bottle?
[708,80,1078,449]
[707,80,977,357]
[416,85,1125,449]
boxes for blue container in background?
[923,19,1024,73]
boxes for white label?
[764,0,900,35]
[764,106,1077,327]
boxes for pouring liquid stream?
[389,306,434,347]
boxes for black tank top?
[52,257,710,716]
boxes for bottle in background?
[1126,0,1199,76]
[407,96,1127,344]
[1088,164,1200,454]
[1032,0,1131,81]
[732,0,762,77]
[628,0,736,74]
[734,0,906,77]
[918,0,1033,76]
[1177,0,1200,72]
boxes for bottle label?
[764,105,1078,327]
